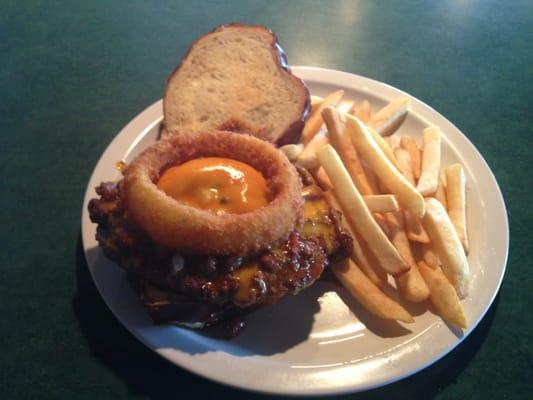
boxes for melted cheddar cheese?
[157,157,268,215]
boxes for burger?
[88,131,352,337]
[88,24,352,337]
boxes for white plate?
[81,67,509,396]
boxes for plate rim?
[81,66,509,396]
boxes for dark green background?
[1,1,531,399]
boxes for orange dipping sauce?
[157,157,269,215]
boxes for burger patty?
[88,171,352,330]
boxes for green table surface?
[1,1,531,399]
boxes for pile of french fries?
[281,91,470,329]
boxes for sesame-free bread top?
[163,24,310,146]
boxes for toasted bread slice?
[163,24,310,146]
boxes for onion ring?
[121,130,303,255]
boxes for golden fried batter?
[121,130,303,255]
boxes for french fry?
[446,164,469,253]
[391,145,428,242]
[352,232,389,288]
[313,166,334,191]
[418,261,467,329]
[392,146,431,242]
[368,126,401,170]
[352,99,372,124]
[373,213,391,237]
[417,127,442,195]
[385,212,430,302]
[362,161,381,195]
[309,100,324,125]
[416,242,441,269]
[386,135,401,151]
[279,143,304,162]
[302,89,344,144]
[303,92,472,328]
[377,175,389,194]
[404,210,430,243]
[363,195,399,213]
[355,235,389,288]
[347,114,425,217]
[434,173,448,209]
[323,191,387,288]
[317,145,409,275]
[421,198,470,298]
[394,148,415,185]
[316,176,398,213]
[332,258,414,323]
[297,131,329,170]
[310,95,324,106]
[336,100,355,114]
[322,107,378,195]
[400,136,421,180]
[369,97,410,137]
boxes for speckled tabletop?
[1,1,531,399]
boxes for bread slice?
[163,24,310,146]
